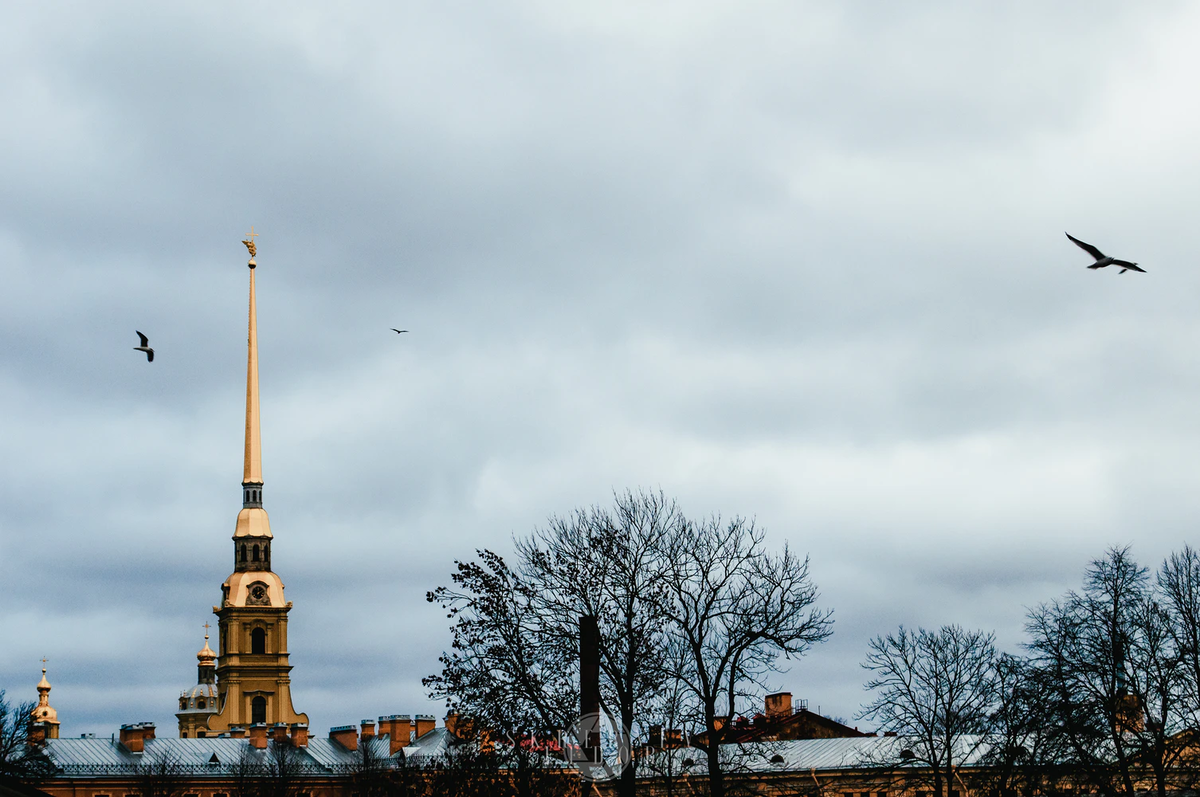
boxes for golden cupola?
[30,664,60,738]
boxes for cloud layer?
[3,1,1200,735]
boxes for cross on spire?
[203,622,211,639]
[41,656,48,667]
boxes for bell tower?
[207,231,308,733]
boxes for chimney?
[415,715,436,740]
[272,723,289,745]
[360,720,376,741]
[248,723,268,750]
[580,614,601,763]
[330,724,358,751]
[229,726,246,739]
[28,723,47,748]
[142,723,156,741]
[290,723,309,748]
[119,723,148,753]
[380,715,411,755]
[445,713,466,738]
[648,725,662,749]
[664,729,682,748]
[765,692,792,719]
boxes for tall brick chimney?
[380,715,411,755]
[415,715,436,740]
[360,720,376,741]
[330,724,358,751]
[290,723,309,748]
[119,723,155,753]
[248,723,268,750]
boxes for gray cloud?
[3,1,1200,735]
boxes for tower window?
[197,699,205,709]
[251,696,267,724]
[252,545,260,562]
[240,545,247,563]
[251,628,266,654]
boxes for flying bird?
[1065,233,1145,274]
[133,331,154,362]
[391,328,409,334]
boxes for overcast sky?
[4,1,1200,736]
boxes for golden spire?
[243,228,262,485]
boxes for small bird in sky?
[1065,232,1146,274]
[390,328,409,334]
[133,331,154,362]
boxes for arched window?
[197,699,206,709]
[252,545,260,562]
[240,545,247,563]
[180,698,187,710]
[251,696,267,724]
[251,627,266,654]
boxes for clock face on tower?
[247,583,270,606]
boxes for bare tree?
[1158,545,1200,724]
[1021,546,1190,797]
[348,737,393,797]
[229,740,306,797]
[0,692,52,784]
[134,749,187,797]
[662,515,833,797]
[425,549,577,736]
[858,624,998,797]
[517,488,680,797]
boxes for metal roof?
[42,729,458,778]
[633,735,992,779]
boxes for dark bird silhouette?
[391,328,409,334]
[133,331,154,362]
[1065,232,1146,274]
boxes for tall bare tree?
[1021,546,1196,797]
[859,625,997,797]
[425,548,577,735]
[662,515,833,797]
[517,489,680,797]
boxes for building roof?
[634,735,992,779]
[41,732,450,777]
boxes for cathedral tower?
[206,233,308,733]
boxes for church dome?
[178,682,220,713]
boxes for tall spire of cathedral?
[204,230,307,735]
[243,226,262,486]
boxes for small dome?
[197,638,217,663]
[31,667,58,724]
[178,683,220,713]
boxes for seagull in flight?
[1065,233,1145,274]
[390,328,409,334]
[133,331,154,362]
